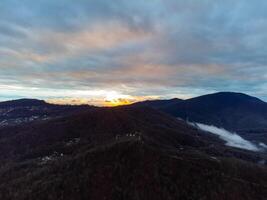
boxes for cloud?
[1,0,267,102]
[191,122,260,151]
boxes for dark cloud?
[1,0,267,103]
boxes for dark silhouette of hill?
[0,106,266,199]
[133,92,267,143]
[133,98,183,109]
[0,98,48,107]
[0,98,93,127]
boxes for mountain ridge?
[0,98,48,107]
[0,105,266,199]
[132,92,267,144]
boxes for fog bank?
[190,122,260,151]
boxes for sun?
[104,91,132,106]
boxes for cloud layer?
[193,122,260,151]
[1,0,267,104]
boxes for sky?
[1,0,267,106]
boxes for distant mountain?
[133,92,267,143]
[0,98,93,127]
[133,98,183,109]
[0,106,266,199]
[0,98,48,107]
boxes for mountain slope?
[133,98,183,109]
[0,99,48,107]
[0,98,93,127]
[165,92,267,130]
[1,140,266,200]
[133,92,267,143]
[0,106,266,199]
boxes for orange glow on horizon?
[104,98,132,107]
[45,92,159,107]
[103,92,134,106]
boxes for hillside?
[133,98,183,109]
[0,105,266,199]
[133,92,267,143]
[0,99,93,127]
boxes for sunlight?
[44,90,159,106]
[104,91,132,106]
